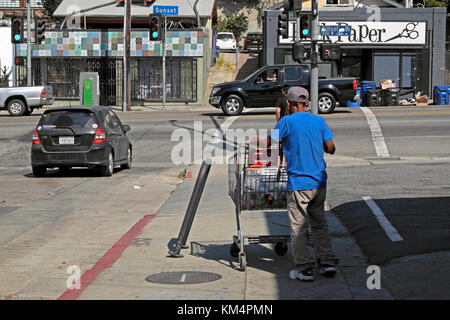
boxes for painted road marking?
[58,214,156,300]
[360,107,390,158]
[180,273,187,283]
[362,196,404,242]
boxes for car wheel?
[318,93,336,114]
[32,166,46,177]
[7,99,26,116]
[221,94,244,116]
[100,152,114,177]
[121,146,132,170]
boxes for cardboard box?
[415,94,429,106]
[380,79,397,90]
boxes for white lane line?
[180,273,187,283]
[362,196,404,242]
[360,107,390,158]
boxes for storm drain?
[145,271,221,285]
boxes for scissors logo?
[385,22,419,42]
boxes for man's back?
[273,112,334,191]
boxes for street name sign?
[320,25,352,37]
[153,5,179,16]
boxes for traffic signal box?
[300,15,311,39]
[149,14,163,41]
[35,19,46,44]
[292,41,305,63]
[11,18,24,43]
[278,11,289,39]
[320,43,341,61]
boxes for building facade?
[263,3,446,97]
[14,0,217,105]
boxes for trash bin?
[346,87,361,108]
[433,85,450,105]
[360,81,377,106]
[381,88,400,106]
[366,88,380,107]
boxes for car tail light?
[93,127,106,144]
[232,36,236,42]
[32,130,41,145]
[353,80,357,92]
[245,39,250,42]
[41,88,46,98]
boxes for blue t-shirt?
[270,112,334,191]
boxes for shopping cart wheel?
[239,252,247,271]
[274,242,288,256]
[229,242,240,258]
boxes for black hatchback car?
[31,106,132,177]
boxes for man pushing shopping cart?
[268,86,340,282]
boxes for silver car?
[0,86,54,116]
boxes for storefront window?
[373,52,415,89]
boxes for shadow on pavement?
[333,196,450,265]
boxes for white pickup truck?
[0,86,54,116]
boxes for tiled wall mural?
[16,30,204,57]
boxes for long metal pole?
[27,0,31,86]
[126,0,131,111]
[162,16,166,111]
[122,0,127,112]
[310,0,319,115]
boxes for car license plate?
[59,136,74,145]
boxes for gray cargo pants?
[287,187,339,270]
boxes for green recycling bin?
[83,79,93,106]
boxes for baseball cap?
[287,86,309,103]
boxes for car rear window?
[217,34,233,40]
[40,110,96,128]
[247,34,262,40]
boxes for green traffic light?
[302,29,309,36]
[152,31,159,39]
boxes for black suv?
[31,106,132,177]
[243,32,263,53]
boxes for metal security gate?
[87,59,123,106]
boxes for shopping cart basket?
[228,143,289,271]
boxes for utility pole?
[310,0,319,115]
[123,0,131,111]
[26,0,31,86]
[162,16,166,111]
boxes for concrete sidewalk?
[75,164,393,300]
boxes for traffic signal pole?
[27,0,31,86]
[162,16,166,111]
[310,0,319,115]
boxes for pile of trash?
[399,98,416,106]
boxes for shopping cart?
[228,143,289,271]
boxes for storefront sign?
[280,21,427,45]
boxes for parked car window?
[108,110,122,128]
[41,111,95,128]
[217,33,233,40]
[285,67,303,82]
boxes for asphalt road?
[0,105,449,299]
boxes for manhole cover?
[145,271,221,285]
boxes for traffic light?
[292,41,305,63]
[320,44,341,61]
[149,14,162,41]
[15,56,25,66]
[278,12,289,39]
[35,19,46,44]
[300,15,311,39]
[11,18,23,43]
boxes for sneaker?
[289,268,314,282]
[319,264,337,277]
